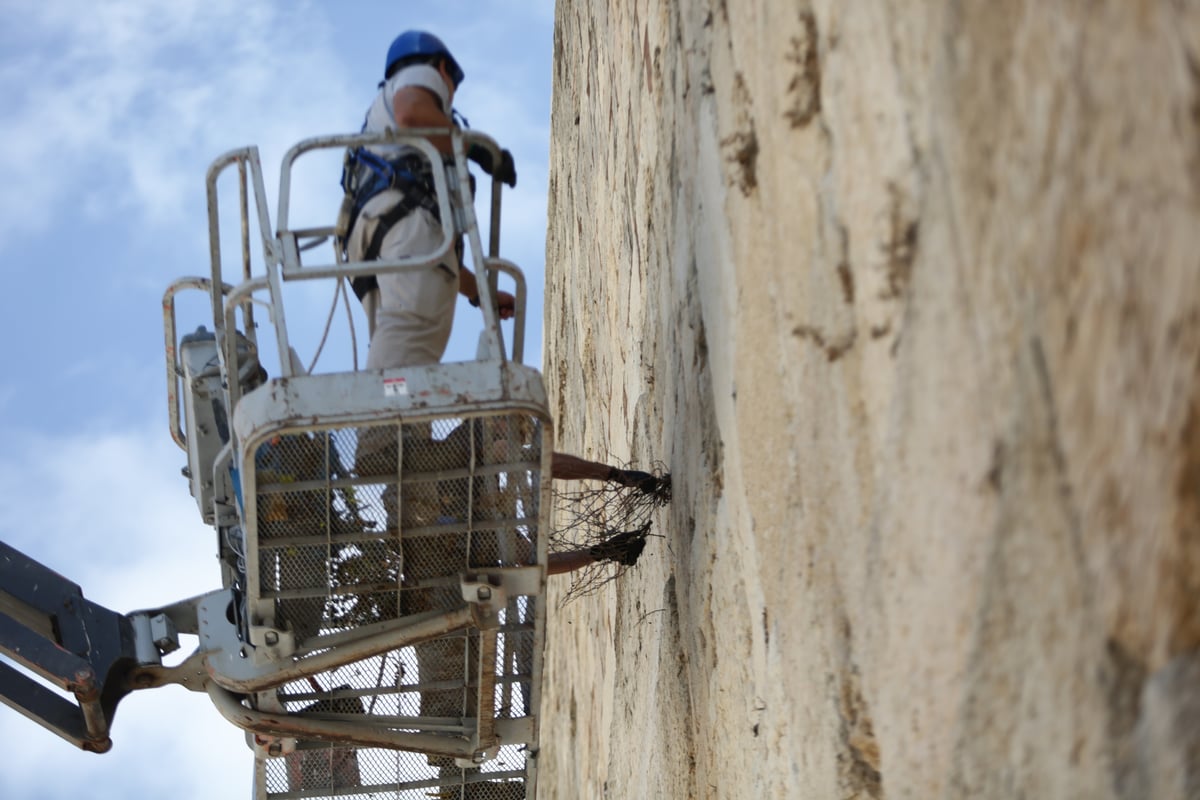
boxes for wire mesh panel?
[264,743,530,799]
[243,410,545,799]
[251,412,543,640]
[257,653,534,799]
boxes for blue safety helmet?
[384,30,465,87]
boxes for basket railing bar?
[289,615,534,660]
[253,517,534,551]
[484,258,527,364]
[475,627,499,750]
[238,159,257,338]
[450,133,505,363]
[323,435,333,610]
[276,672,533,705]
[208,682,478,757]
[163,276,236,452]
[209,606,478,694]
[222,276,272,416]
[486,160,504,360]
[263,575,467,602]
[255,458,539,495]
[466,418,478,571]
[206,146,285,413]
[275,131,454,282]
[239,446,265,623]
[394,426,405,630]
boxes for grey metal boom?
[0,541,139,753]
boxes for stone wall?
[539,2,1200,797]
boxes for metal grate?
[257,649,534,799]
[251,413,542,641]
[264,743,530,798]
[244,412,543,798]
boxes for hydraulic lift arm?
[0,541,144,753]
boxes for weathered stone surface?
[540,1,1200,798]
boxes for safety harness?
[339,148,441,300]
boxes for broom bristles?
[550,462,671,602]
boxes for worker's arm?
[392,85,454,153]
[550,453,658,492]
[550,452,613,481]
[458,268,515,319]
[548,528,649,575]
[547,550,595,576]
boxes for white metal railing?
[167,130,531,452]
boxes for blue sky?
[0,1,555,797]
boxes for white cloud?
[0,0,356,244]
[0,427,217,606]
[0,681,251,800]
[0,422,250,799]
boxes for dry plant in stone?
[549,462,671,603]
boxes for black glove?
[467,144,517,188]
[607,467,659,495]
[589,527,649,567]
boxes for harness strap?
[350,190,432,301]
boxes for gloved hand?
[607,467,659,495]
[589,527,649,567]
[469,289,517,320]
[467,144,517,188]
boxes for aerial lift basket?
[160,129,548,800]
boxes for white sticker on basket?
[383,377,408,397]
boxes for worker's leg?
[351,194,459,469]
[359,287,379,339]
[351,203,460,515]
[365,207,459,371]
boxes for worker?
[342,29,517,375]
